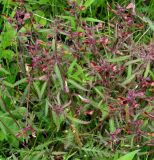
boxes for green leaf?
[45,99,49,117]
[117,150,140,160]
[0,50,14,60]
[59,16,76,29]
[125,58,142,66]
[8,136,19,148]
[0,67,10,75]
[11,107,27,119]
[121,74,136,86]
[52,38,56,51]
[68,79,88,91]
[12,154,18,160]
[39,0,49,4]
[94,87,104,98]
[13,78,27,87]
[0,116,19,141]
[67,115,90,124]
[82,17,103,23]
[84,0,95,8]
[52,111,64,132]
[54,64,64,90]
[0,131,5,141]
[33,82,41,99]
[109,118,115,133]
[0,122,7,140]
[34,10,47,26]
[19,84,29,105]
[150,70,154,80]
[1,27,16,49]
[2,81,14,88]
[144,61,150,78]
[108,56,130,63]
[40,82,47,99]
[143,17,154,31]
[67,59,77,75]
[33,81,47,100]
[127,64,132,79]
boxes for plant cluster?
[0,0,154,159]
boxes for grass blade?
[125,58,142,66]
[33,82,41,99]
[67,115,90,124]
[144,61,150,78]
[2,81,14,88]
[54,64,64,90]
[82,17,103,23]
[109,118,115,133]
[40,82,47,99]
[108,56,130,63]
[84,0,95,8]
[0,67,10,75]
[121,74,136,86]
[13,78,27,87]
[68,79,88,91]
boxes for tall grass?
[0,0,154,159]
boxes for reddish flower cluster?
[16,125,35,138]
[14,9,31,30]
[91,60,125,86]
[140,42,154,61]
[109,3,135,25]
[28,41,56,76]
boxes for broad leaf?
[117,150,139,160]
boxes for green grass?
[0,0,154,159]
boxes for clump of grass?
[0,0,154,159]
